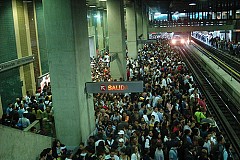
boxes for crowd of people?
[1,37,234,160]
[58,38,232,160]
[1,85,54,136]
[193,32,240,57]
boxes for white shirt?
[105,155,119,160]
[152,95,161,107]
[131,152,140,160]
[167,77,172,85]
[145,136,152,149]
[143,115,149,124]
[203,140,211,155]
[161,78,167,88]
[151,111,160,122]
[130,68,134,78]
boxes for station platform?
[188,44,240,112]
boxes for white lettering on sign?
[85,81,143,93]
[100,85,106,91]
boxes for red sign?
[100,85,106,91]
[85,81,143,93]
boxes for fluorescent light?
[99,0,106,1]
[89,5,96,8]
[189,3,196,6]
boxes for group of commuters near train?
[1,37,234,159]
[193,32,240,57]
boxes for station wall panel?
[0,0,22,111]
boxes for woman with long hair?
[131,145,141,160]
[52,139,67,159]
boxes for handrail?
[23,120,40,132]
[149,19,233,27]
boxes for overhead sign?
[0,55,35,72]
[85,81,143,93]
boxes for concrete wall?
[0,125,53,160]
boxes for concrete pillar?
[142,11,148,41]
[96,11,104,52]
[136,6,143,38]
[43,0,95,146]
[12,0,36,96]
[136,5,143,49]
[126,3,137,59]
[107,0,126,80]
[103,10,108,51]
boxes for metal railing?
[149,19,234,27]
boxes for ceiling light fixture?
[99,0,107,1]
[23,0,32,3]
[189,3,196,6]
[94,14,101,19]
[89,5,96,8]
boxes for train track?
[176,45,240,159]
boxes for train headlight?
[172,39,176,44]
